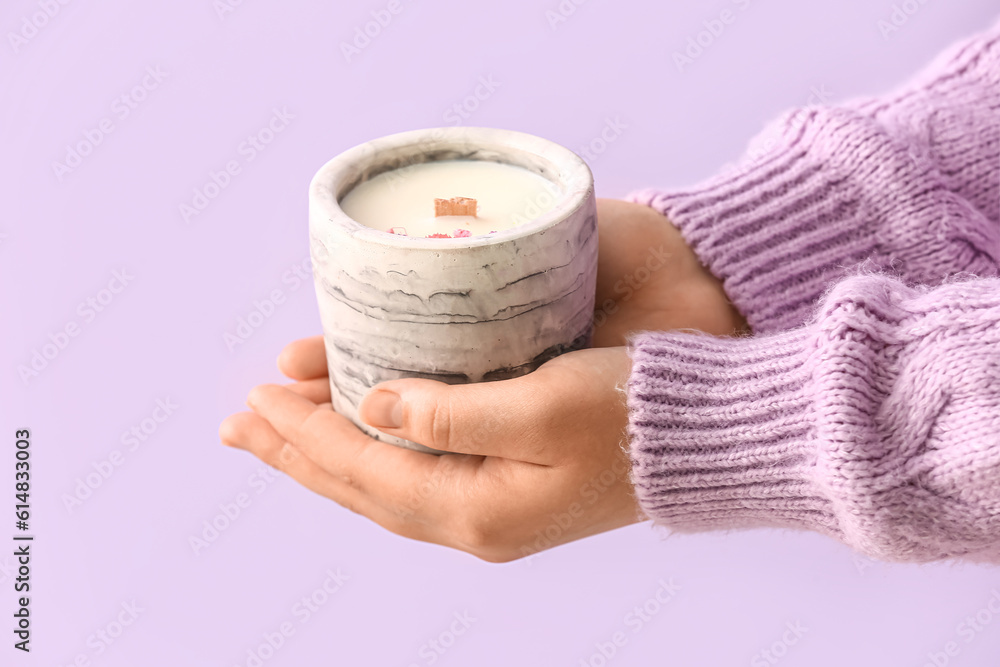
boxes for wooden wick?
[434,197,478,217]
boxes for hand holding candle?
[221,198,747,561]
[308,128,598,453]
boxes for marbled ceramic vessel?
[308,127,597,453]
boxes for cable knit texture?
[625,21,1000,563]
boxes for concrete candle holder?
[308,126,597,454]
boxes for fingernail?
[246,385,262,409]
[365,390,403,429]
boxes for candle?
[309,127,597,453]
[339,159,561,238]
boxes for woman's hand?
[219,199,745,561]
[592,198,746,346]
[220,340,639,562]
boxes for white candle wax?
[340,159,561,238]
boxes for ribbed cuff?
[625,326,842,541]
[628,104,998,333]
[626,109,876,334]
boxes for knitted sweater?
[624,20,1000,564]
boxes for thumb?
[357,376,546,460]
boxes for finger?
[285,378,332,404]
[246,384,454,516]
[277,336,328,381]
[355,374,553,464]
[219,410,439,542]
[221,411,523,560]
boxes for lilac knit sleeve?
[627,20,1000,333]
[627,274,1000,564]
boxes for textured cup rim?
[308,126,594,250]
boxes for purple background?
[3,0,1000,665]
